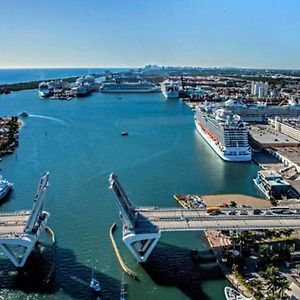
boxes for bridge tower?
[109,173,160,262]
[0,172,50,268]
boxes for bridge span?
[0,172,50,267]
[109,173,300,263]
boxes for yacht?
[161,80,180,99]
[99,80,160,93]
[0,176,13,201]
[224,287,252,300]
[253,170,300,200]
[194,106,251,161]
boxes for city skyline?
[1,0,300,69]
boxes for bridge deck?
[136,209,300,231]
[0,211,31,238]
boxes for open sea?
[0,69,259,300]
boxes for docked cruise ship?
[223,98,300,122]
[99,81,160,93]
[194,106,251,161]
[38,80,69,98]
[161,80,180,99]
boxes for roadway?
[135,207,300,231]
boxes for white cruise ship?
[194,107,251,161]
[161,80,180,99]
[38,80,69,98]
[0,176,13,201]
[99,81,160,93]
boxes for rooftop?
[249,124,299,146]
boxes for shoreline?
[0,116,21,158]
[204,230,254,298]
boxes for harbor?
[1,87,249,299]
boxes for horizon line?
[0,65,300,71]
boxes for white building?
[251,81,269,98]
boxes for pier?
[109,173,300,263]
[0,172,50,267]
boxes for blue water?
[0,68,129,84]
[0,85,260,299]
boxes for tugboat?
[90,269,101,294]
[121,132,128,136]
[0,176,13,201]
[224,287,252,300]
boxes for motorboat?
[0,176,13,201]
[18,111,29,117]
[121,132,128,136]
[90,269,101,293]
[90,277,101,292]
[224,286,252,300]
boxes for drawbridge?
[0,172,50,267]
[109,173,300,263]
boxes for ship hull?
[162,90,179,99]
[195,118,251,162]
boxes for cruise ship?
[99,81,160,93]
[194,106,251,161]
[0,176,13,201]
[223,98,300,122]
[161,80,180,99]
[38,80,69,98]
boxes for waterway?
[0,87,259,299]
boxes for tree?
[264,265,290,299]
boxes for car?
[228,210,237,215]
[253,209,262,215]
[264,210,272,215]
[239,210,248,215]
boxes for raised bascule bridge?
[109,173,300,263]
[0,172,50,268]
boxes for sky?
[0,0,300,69]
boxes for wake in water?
[29,114,67,125]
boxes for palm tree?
[264,265,290,299]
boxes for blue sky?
[1,0,299,69]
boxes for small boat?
[121,132,128,136]
[224,287,252,300]
[0,176,13,201]
[90,269,101,293]
[18,111,29,117]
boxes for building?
[269,117,300,142]
[251,81,269,98]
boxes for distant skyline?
[1,0,300,69]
